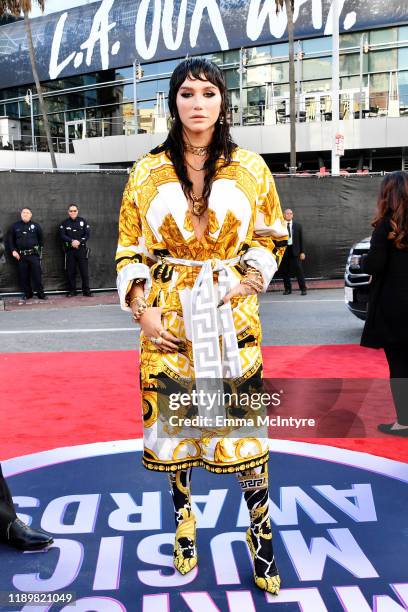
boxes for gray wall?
[0,171,382,294]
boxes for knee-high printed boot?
[168,468,197,575]
[237,462,280,594]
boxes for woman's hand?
[219,282,258,306]
[136,306,182,352]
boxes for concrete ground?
[0,286,364,353]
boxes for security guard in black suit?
[0,228,53,550]
[9,207,47,300]
[279,208,308,295]
[60,204,92,297]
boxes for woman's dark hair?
[151,58,237,206]
[373,171,408,250]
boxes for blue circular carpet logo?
[1,440,408,611]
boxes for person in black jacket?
[0,229,53,550]
[279,208,307,295]
[59,204,92,297]
[357,171,408,437]
[9,208,47,300]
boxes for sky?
[30,0,99,18]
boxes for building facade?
[0,0,407,171]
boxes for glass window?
[115,66,133,80]
[369,49,398,72]
[340,32,363,49]
[302,79,331,93]
[271,62,289,83]
[223,49,239,65]
[398,47,408,70]
[225,68,241,89]
[5,101,18,117]
[341,75,368,90]
[229,88,247,110]
[302,37,332,54]
[246,64,272,87]
[399,26,408,42]
[370,73,389,110]
[302,57,332,80]
[339,53,362,76]
[247,45,272,62]
[65,109,85,121]
[202,52,223,65]
[142,58,178,77]
[137,79,165,100]
[272,42,288,58]
[398,71,408,108]
[370,28,398,45]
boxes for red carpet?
[1,345,406,462]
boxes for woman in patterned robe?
[116,59,287,594]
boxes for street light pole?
[25,89,35,151]
[359,33,368,119]
[238,47,247,126]
[331,0,340,176]
[133,59,141,133]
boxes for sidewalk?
[1,279,344,312]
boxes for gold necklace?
[184,142,209,156]
[185,158,205,172]
[190,191,207,217]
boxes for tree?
[0,0,57,168]
[275,0,296,174]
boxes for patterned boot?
[237,463,280,594]
[168,468,197,575]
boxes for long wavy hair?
[151,58,237,206]
[373,171,408,250]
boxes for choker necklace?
[184,142,209,156]
[190,191,207,217]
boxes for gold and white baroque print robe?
[116,147,287,474]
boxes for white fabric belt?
[163,256,242,380]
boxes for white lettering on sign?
[334,585,408,612]
[13,495,40,526]
[313,484,377,522]
[13,539,83,592]
[247,0,287,40]
[135,0,162,60]
[189,0,229,49]
[162,0,188,50]
[49,0,118,79]
[109,492,162,530]
[41,494,101,534]
[80,0,117,69]
[48,0,361,80]
[49,12,76,79]
[280,528,379,581]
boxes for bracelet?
[130,296,147,320]
[245,266,264,282]
[133,278,145,285]
[241,277,264,293]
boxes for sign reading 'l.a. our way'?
[0,0,406,89]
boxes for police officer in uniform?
[9,207,47,300]
[0,228,53,550]
[60,204,92,297]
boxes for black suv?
[344,237,371,320]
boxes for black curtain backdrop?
[0,172,382,293]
